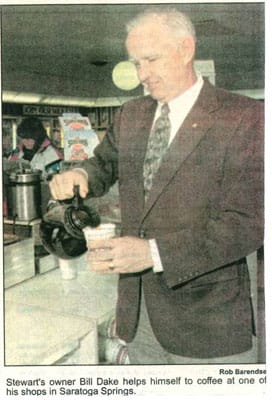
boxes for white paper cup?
[58,258,77,280]
[83,223,116,242]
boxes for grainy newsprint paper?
[1,1,270,399]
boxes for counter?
[5,253,118,365]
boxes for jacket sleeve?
[79,110,121,197]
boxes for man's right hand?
[49,169,89,200]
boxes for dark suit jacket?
[82,80,264,358]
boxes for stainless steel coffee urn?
[6,169,42,222]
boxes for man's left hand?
[86,236,153,274]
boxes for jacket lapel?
[142,80,221,218]
[119,97,157,212]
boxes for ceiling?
[1,3,265,105]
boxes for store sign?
[23,105,78,116]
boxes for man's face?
[126,20,194,103]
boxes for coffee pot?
[39,185,100,259]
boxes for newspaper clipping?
[1,1,270,399]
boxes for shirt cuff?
[149,239,164,273]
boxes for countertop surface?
[5,253,118,365]
[5,300,97,365]
[5,253,118,324]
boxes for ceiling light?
[112,61,140,91]
[3,91,42,103]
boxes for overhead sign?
[23,105,78,116]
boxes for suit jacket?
[82,80,264,358]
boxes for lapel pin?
[192,123,198,128]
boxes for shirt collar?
[158,73,204,113]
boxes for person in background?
[51,127,63,149]
[9,117,63,176]
[49,7,264,364]
[2,128,13,159]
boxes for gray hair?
[126,6,196,42]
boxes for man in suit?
[49,7,264,364]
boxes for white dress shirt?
[149,74,204,273]
[152,74,204,146]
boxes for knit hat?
[17,117,47,145]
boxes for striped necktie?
[143,103,171,199]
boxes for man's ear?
[178,36,195,65]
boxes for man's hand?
[87,236,153,274]
[49,169,88,200]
